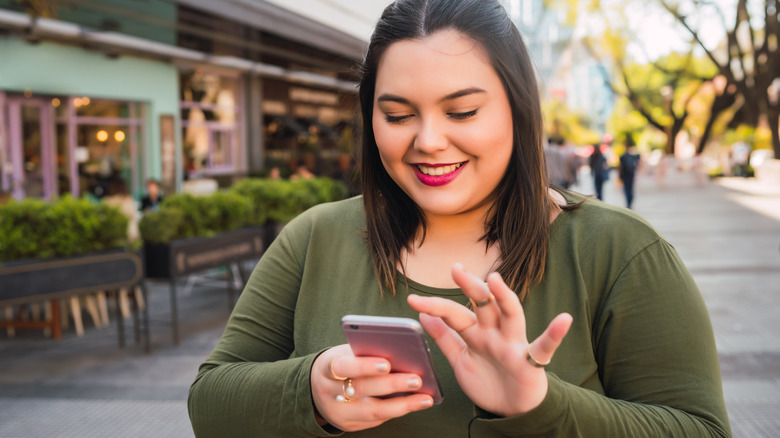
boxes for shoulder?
[556,191,663,254]
[279,196,365,244]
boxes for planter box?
[0,250,147,349]
[144,226,265,279]
[142,226,265,345]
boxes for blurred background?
[0,0,778,437]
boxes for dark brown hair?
[359,0,564,299]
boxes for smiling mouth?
[415,162,465,176]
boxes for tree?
[583,28,719,154]
[661,0,780,157]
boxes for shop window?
[1,93,143,201]
[180,71,241,176]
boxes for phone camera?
[350,325,359,330]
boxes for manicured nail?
[376,362,390,373]
[407,378,421,389]
[420,398,433,408]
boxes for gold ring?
[473,294,495,307]
[336,378,355,402]
[526,347,550,368]
[328,356,347,381]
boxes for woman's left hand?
[407,263,573,417]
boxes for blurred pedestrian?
[290,164,315,180]
[544,136,569,188]
[618,139,641,209]
[589,144,609,200]
[730,141,751,177]
[139,179,163,212]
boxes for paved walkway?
[1,164,779,437]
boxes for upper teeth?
[417,163,462,176]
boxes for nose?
[413,116,448,153]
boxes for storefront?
[0,92,145,200]
[0,1,364,200]
[261,78,358,178]
[0,36,179,200]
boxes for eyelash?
[385,114,412,124]
[449,109,478,120]
[384,109,478,124]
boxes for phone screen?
[341,315,444,404]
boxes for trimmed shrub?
[0,196,129,263]
[138,177,349,244]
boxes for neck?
[418,204,491,246]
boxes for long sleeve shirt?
[188,193,731,437]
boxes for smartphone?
[341,315,444,405]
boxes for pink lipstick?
[412,162,468,186]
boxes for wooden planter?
[0,250,148,350]
[143,226,265,345]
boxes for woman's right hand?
[311,344,435,432]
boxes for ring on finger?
[328,356,347,381]
[472,294,495,308]
[336,378,355,402]
[526,347,551,368]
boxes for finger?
[418,312,469,365]
[331,354,393,381]
[528,313,573,366]
[349,373,425,399]
[485,272,526,340]
[407,294,476,333]
[451,263,499,328]
[338,394,434,432]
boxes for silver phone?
[341,314,444,405]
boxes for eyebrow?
[376,87,486,105]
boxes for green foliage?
[139,177,349,244]
[230,177,347,224]
[137,206,183,245]
[203,191,254,234]
[157,193,211,239]
[542,99,601,146]
[0,196,129,262]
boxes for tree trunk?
[769,109,780,159]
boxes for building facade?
[0,0,365,201]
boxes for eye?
[385,114,413,124]
[448,109,478,120]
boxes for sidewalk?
[1,166,779,437]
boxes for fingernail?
[376,362,390,373]
[420,398,433,408]
[407,378,421,389]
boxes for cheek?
[373,121,408,166]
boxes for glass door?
[4,96,57,200]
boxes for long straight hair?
[360,0,562,299]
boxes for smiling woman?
[188,1,732,436]
[372,29,514,220]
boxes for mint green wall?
[0,0,176,45]
[0,37,181,194]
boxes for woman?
[188,0,731,436]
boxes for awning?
[0,9,358,93]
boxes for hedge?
[0,196,128,263]
[139,177,348,244]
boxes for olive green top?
[188,193,731,437]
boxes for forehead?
[374,29,499,94]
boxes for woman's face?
[372,29,514,219]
